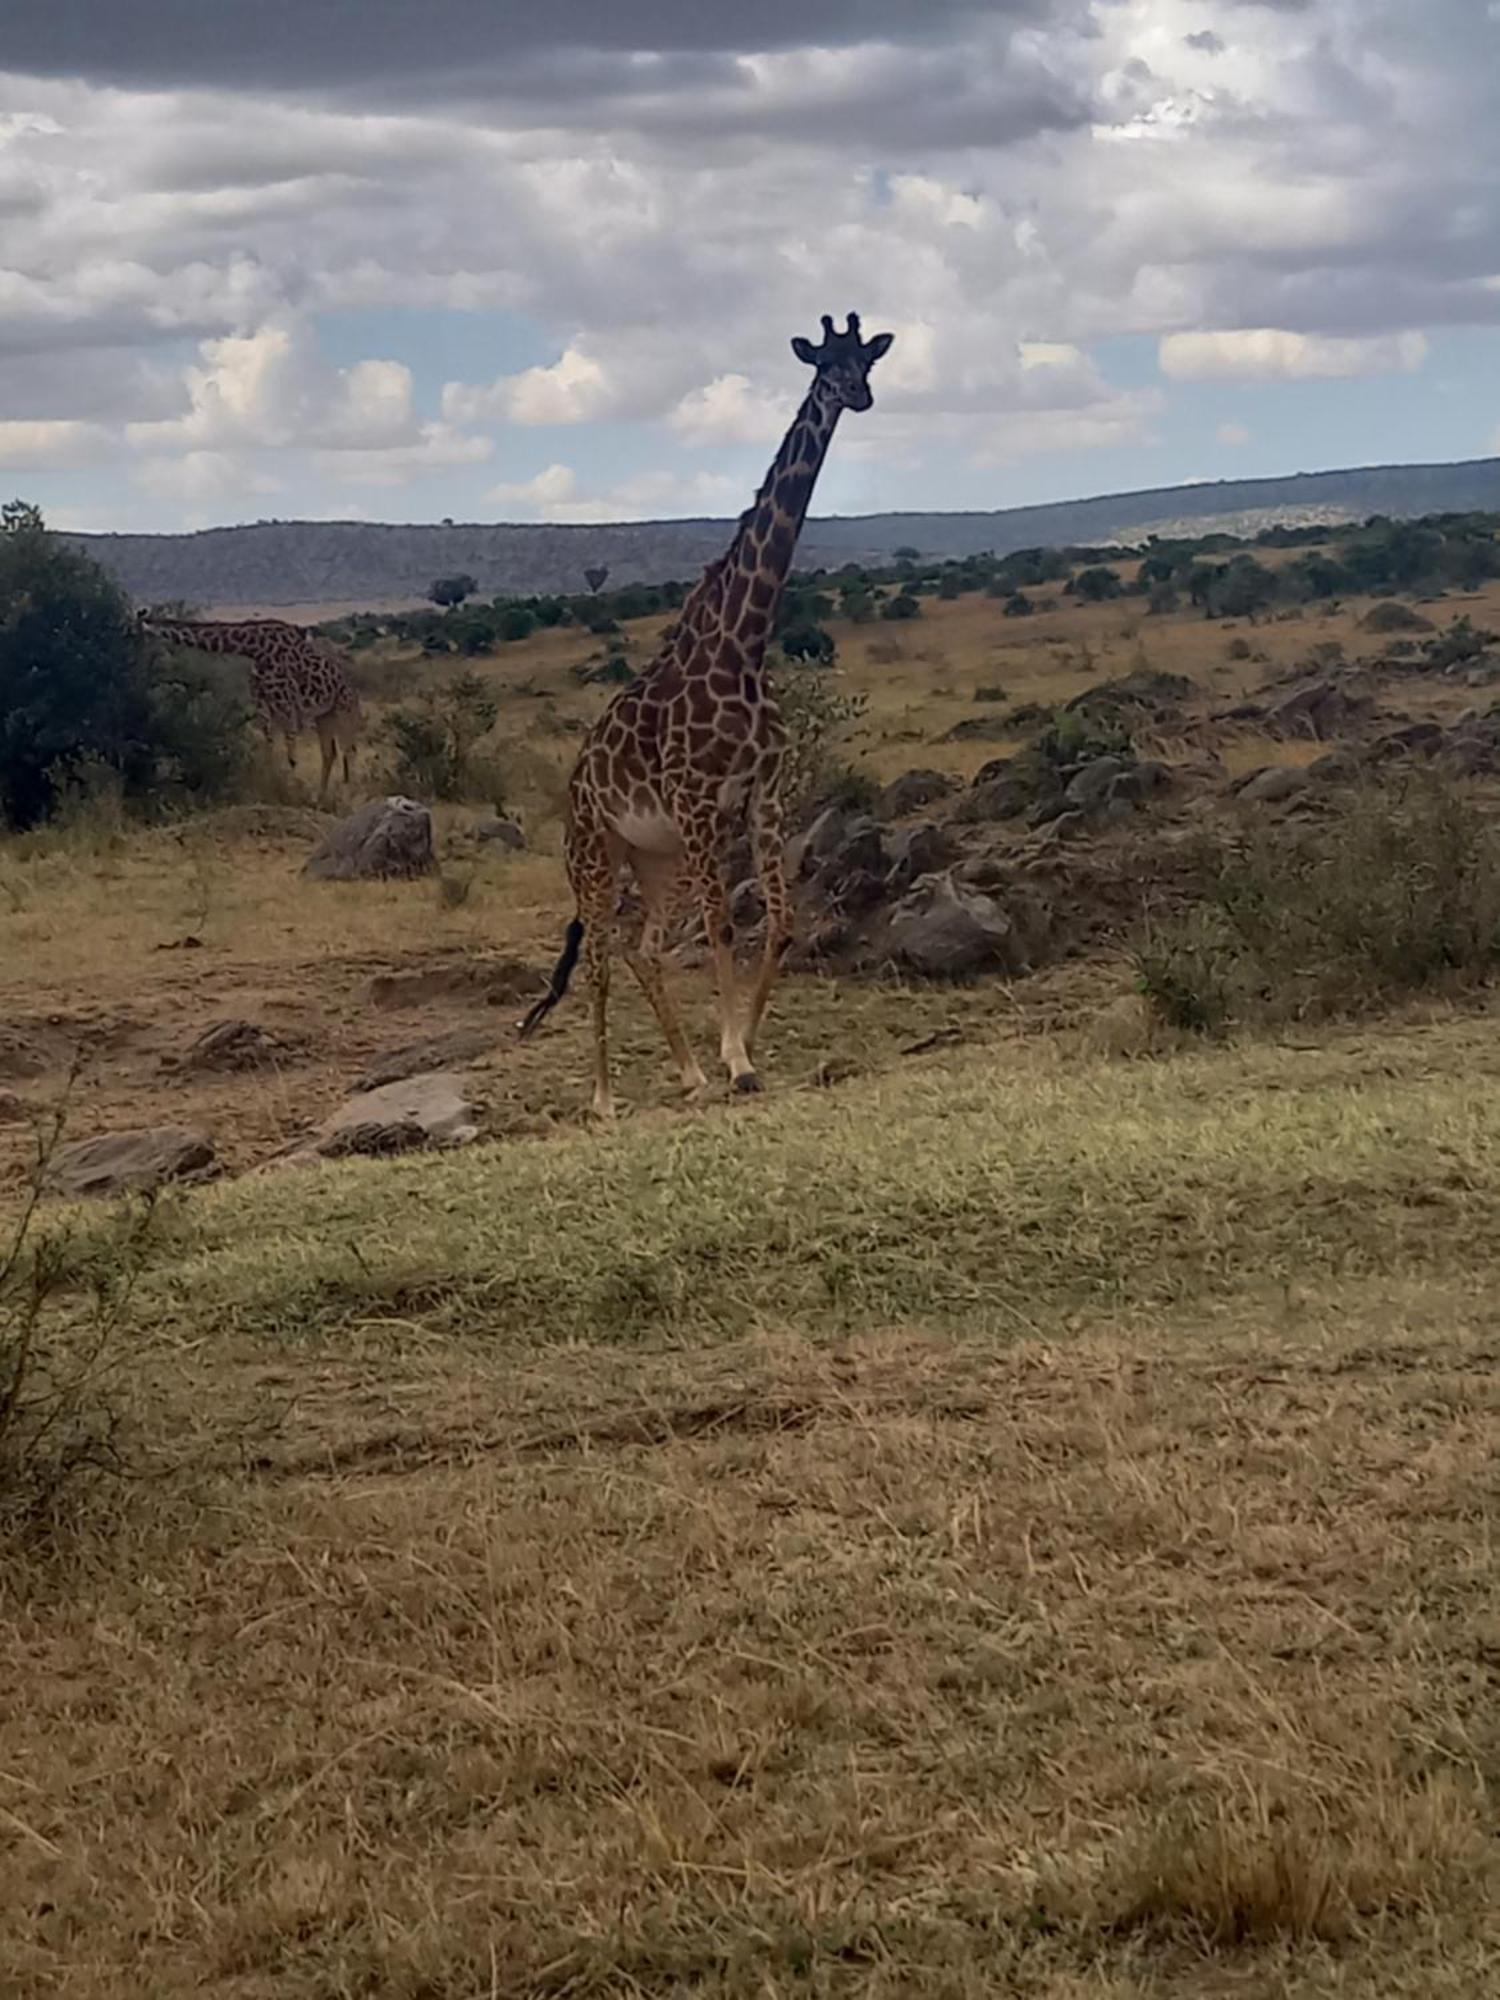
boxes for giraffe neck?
[719,382,841,652]
[144,618,292,661]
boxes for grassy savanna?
[4,542,1500,1994]
[4,1019,1500,1995]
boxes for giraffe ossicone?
[139,614,363,804]
[519,312,894,1119]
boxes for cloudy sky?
[2,0,1498,534]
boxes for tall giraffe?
[520,312,893,1117]
[140,614,363,803]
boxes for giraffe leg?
[622,849,706,1097]
[315,716,338,804]
[285,731,297,772]
[681,820,757,1093]
[744,787,792,1061]
[570,825,622,1121]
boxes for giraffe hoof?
[732,1071,764,1096]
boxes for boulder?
[170,1018,291,1073]
[360,1029,497,1091]
[885,821,959,892]
[473,816,527,850]
[46,1125,215,1198]
[1365,721,1446,763]
[883,873,1028,980]
[0,1089,28,1125]
[877,768,955,819]
[1307,748,1362,784]
[1263,681,1373,739]
[1064,755,1129,811]
[955,766,1057,825]
[1235,765,1309,805]
[304,796,435,881]
[1113,758,1173,800]
[302,1071,481,1160]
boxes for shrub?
[775,667,869,809]
[973,684,1008,704]
[2,1145,160,1540]
[881,591,922,622]
[383,671,503,803]
[1002,590,1036,618]
[428,574,478,609]
[0,502,256,828]
[1422,615,1497,672]
[780,622,836,665]
[1070,565,1123,603]
[1136,777,1500,1035]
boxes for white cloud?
[1216,421,1251,446]
[127,323,426,451]
[1159,329,1430,382]
[486,463,739,523]
[670,374,788,448]
[446,345,612,428]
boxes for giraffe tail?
[518,918,584,1038]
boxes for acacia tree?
[428,574,479,609]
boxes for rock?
[805,817,890,913]
[1307,748,1362,784]
[1365,721,1446,762]
[473,816,527,850]
[882,873,1028,980]
[1035,809,1090,845]
[47,1125,215,1197]
[1064,755,1128,811]
[957,855,1011,891]
[171,1018,292,1073]
[360,1029,497,1091]
[304,796,435,882]
[877,768,955,819]
[885,821,959,892]
[303,1071,480,1160]
[1235,765,1309,805]
[953,770,1047,824]
[1117,758,1174,799]
[0,1089,27,1125]
[1263,681,1373,739]
[1026,792,1073,830]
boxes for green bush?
[775,666,869,809]
[1137,778,1500,1035]
[0,501,254,828]
[383,671,503,803]
[880,591,921,622]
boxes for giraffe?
[520,312,893,1118]
[139,614,363,803]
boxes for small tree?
[1070,565,1123,603]
[1002,591,1035,618]
[780,622,836,665]
[881,591,922,622]
[428,574,478,609]
[0,501,153,828]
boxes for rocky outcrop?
[304,797,435,881]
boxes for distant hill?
[66,456,1500,614]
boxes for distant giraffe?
[520,312,893,1117]
[140,615,363,802]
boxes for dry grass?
[5,568,1500,1995]
[4,1016,1500,1995]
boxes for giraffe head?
[791,313,894,413]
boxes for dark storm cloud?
[4,0,1041,93]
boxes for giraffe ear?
[863,331,894,363]
[791,336,819,366]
